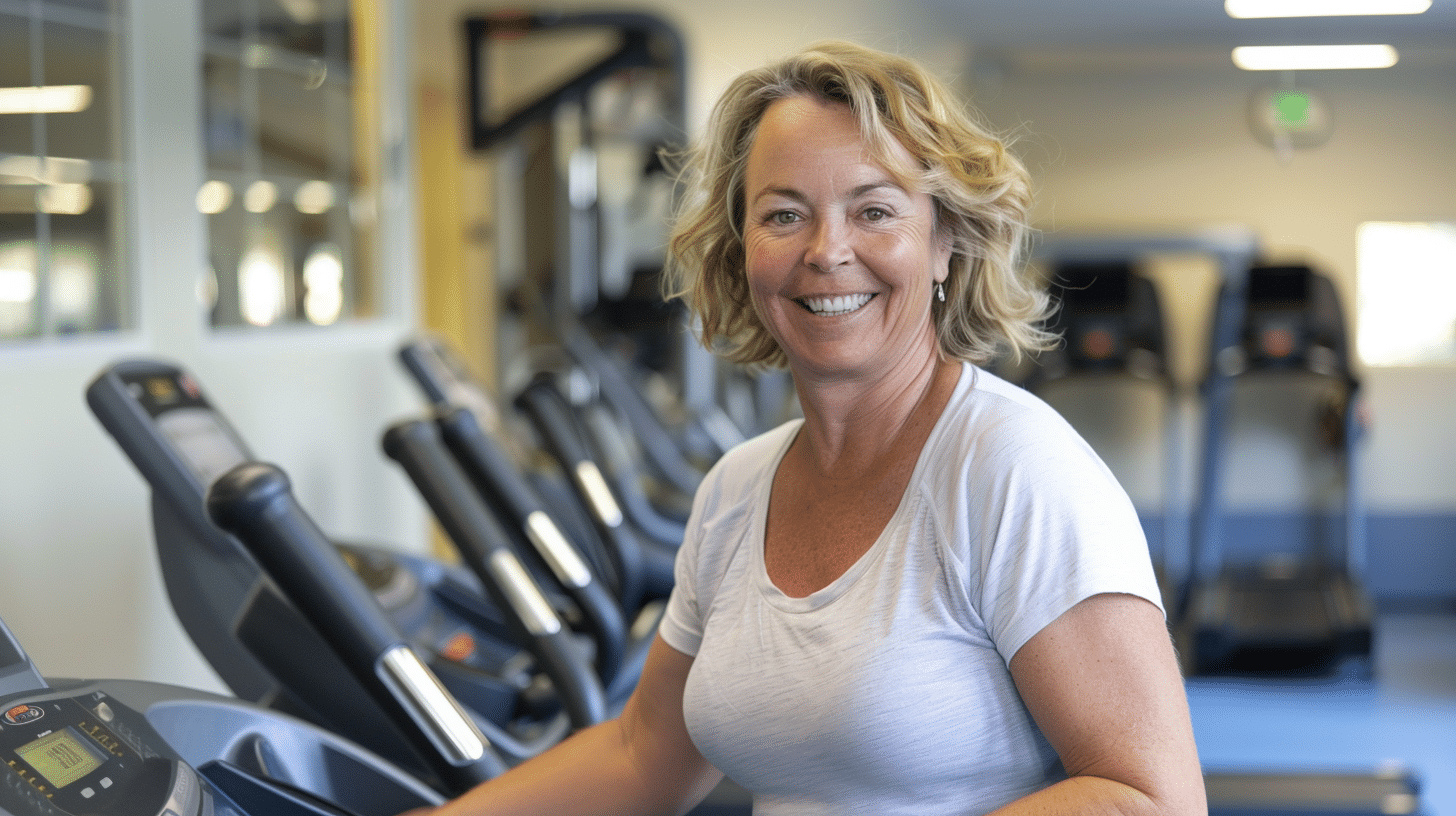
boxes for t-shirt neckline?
[752,362,978,612]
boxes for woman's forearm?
[428,717,714,816]
[990,773,1206,816]
[424,638,721,816]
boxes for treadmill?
[85,359,604,772]
[1023,258,1183,612]
[1184,263,1375,678]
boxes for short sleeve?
[653,420,800,658]
[971,410,1163,664]
[658,511,705,656]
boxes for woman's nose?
[804,219,853,272]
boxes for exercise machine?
[398,337,662,679]
[380,413,646,709]
[399,335,648,606]
[0,610,450,816]
[1185,263,1375,678]
[1025,230,1264,609]
[465,10,767,487]
[85,359,602,772]
[201,451,759,815]
[514,370,678,602]
[1022,257,1184,611]
[400,335,678,599]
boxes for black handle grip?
[437,407,553,530]
[562,324,703,497]
[515,374,598,470]
[382,420,610,728]
[398,337,499,428]
[436,406,627,602]
[514,376,649,608]
[205,462,504,788]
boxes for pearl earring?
[935,282,945,303]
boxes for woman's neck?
[789,353,962,479]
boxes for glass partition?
[199,0,373,328]
[0,0,128,341]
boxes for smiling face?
[742,95,951,387]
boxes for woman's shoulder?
[943,365,1081,450]
[924,364,1109,486]
[693,418,801,512]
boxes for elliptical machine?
[85,359,607,776]
[0,609,454,816]
[397,336,662,706]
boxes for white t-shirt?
[659,362,1163,816]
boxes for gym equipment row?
[77,343,754,813]
[1024,235,1373,681]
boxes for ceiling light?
[0,85,93,115]
[1226,0,1430,17]
[1232,44,1399,70]
[196,180,233,215]
[39,184,92,215]
[293,180,335,215]
[243,180,277,213]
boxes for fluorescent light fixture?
[1227,0,1430,18]
[38,184,92,215]
[0,85,92,115]
[0,156,91,185]
[1232,44,1398,70]
[302,243,344,325]
[239,245,286,326]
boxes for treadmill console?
[0,684,210,816]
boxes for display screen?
[15,727,106,789]
[117,371,252,487]
[156,408,250,488]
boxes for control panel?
[0,685,206,816]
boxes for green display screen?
[15,728,105,788]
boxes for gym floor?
[1186,609,1456,816]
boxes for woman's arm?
[999,593,1206,816]
[426,635,723,816]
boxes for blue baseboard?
[1138,511,1456,604]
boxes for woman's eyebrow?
[751,179,906,206]
[848,181,906,199]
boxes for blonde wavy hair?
[663,40,1054,368]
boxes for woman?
[419,40,1205,816]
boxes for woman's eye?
[863,207,889,221]
[768,211,800,225]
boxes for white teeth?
[800,293,872,316]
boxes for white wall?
[972,51,1456,514]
